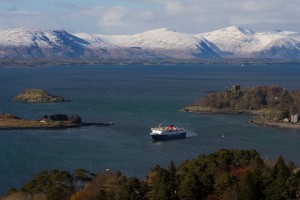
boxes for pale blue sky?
[0,0,299,34]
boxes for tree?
[49,114,69,121]
[264,156,290,200]
[286,172,300,199]
[214,173,238,198]
[21,170,49,195]
[120,177,147,200]
[146,165,172,200]
[74,169,92,191]
[70,115,82,124]
[178,172,202,200]
[239,171,257,200]
[278,90,293,112]
[167,160,178,200]
[46,170,75,200]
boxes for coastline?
[249,120,300,130]
[0,120,113,130]
[183,106,300,130]
[0,113,114,131]
[182,106,265,115]
[1,58,300,68]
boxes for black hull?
[151,132,186,141]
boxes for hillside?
[0,26,300,60]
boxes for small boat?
[150,124,186,141]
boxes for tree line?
[190,85,300,120]
[2,149,300,200]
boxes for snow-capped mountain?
[76,28,219,59]
[0,28,158,59]
[0,28,89,58]
[0,26,300,60]
[197,26,300,59]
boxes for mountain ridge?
[0,26,300,59]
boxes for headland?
[183,85,300,129]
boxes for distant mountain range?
[0,26,299,60]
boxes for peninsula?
[13,89,68,103]
[0,113,113,130]
[184,85,300,129]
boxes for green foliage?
[178,172,202,200]
[264,156,291,200]
[239,171,258,200]
[147,165,173,200]
[167,160,179,200]
[49,114,69,121]
[286,171,300,199]
[4,149,299,200]
[214,173,238,197]
[20,170,74,200]
[69,115,82,124]
[191,85,300,121]
[46,170,74,200]
[120,177,147,200]
[279,90,293,111]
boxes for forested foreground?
[2,149,300,200]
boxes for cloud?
[74,5,157,33]
[0,0,300,34]
[101,6,129,25]
[1,6,39,15]
[54,2,84,10]
[165,1,183,14]
[0,0,28,2]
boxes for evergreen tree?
[178,172,202,200]
[147,165,171,200]
[120,177,146,200]
[74,169,92,191]
[167,160,178,200]
[239,171,257,200]
[46,170,75,200]
[286,172,300,200]
[264,156,290,200]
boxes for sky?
[0,0,299,34]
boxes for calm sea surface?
[1,64,300,194]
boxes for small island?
[13,89,68,103]
[184,85,300,129]
[0,113,113,130]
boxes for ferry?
[150,124,186,141]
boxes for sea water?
[0,64,300,194]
